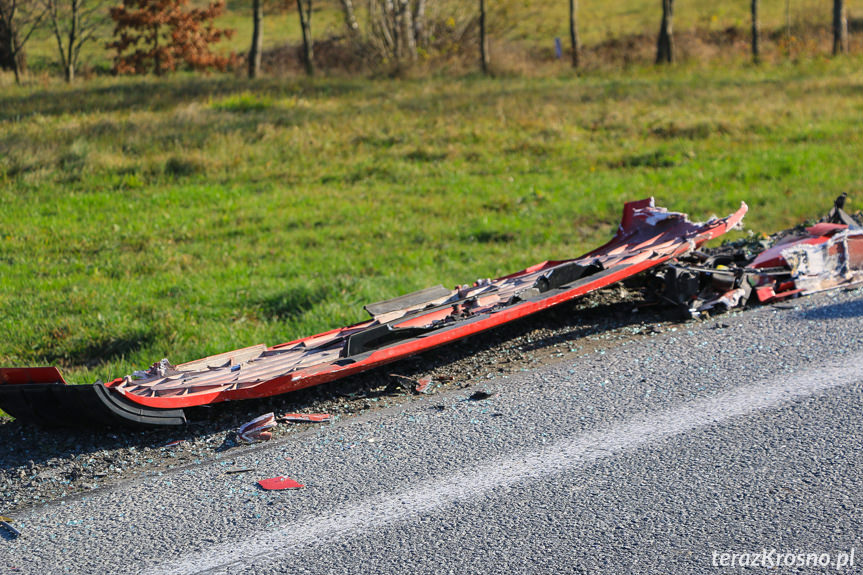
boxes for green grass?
[1,58,863,397]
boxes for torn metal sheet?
[237,412,277,443]
[0,198,746,427]
[651,195,863,318]
[414,379,434,394]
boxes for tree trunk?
[339,0,360,43]
[569,0,579,68]
[248,0,262,78]
[479,0,489,74]
[413,0,427,48]
[0,5,26,76]
[833,0,848,55]
[397,0,416,61]
[297,0,313,75]
[0,13,12,70]
[656,0,674,64]
[750,0,759,63]
[66,0,79,82]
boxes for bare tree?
[655,0,673,64]
[0,9,18,71]
[569,0,579,68]
[339,0,360,44]
[751,0,759,63]
[42,0,108,82]
[296,0,313,75]
[0,0,46,83]
[833,0,848,55]
[413,0,427,47]
[397,0,416,61]
[479,0,488,73]
[248,0,262,78]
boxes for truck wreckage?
[649,194,863,318]
[0,198,747,427]
[1,196,859,428]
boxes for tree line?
[0,0,854,84]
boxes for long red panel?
[95,198,746,409]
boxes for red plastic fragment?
[258,476,304,490]
[414,379,433,393]
[278,413,333,423]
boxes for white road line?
[147,356,863,574]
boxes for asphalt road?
[2,288,862,574]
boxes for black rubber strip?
[0,383,186,427]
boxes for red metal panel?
[101,199,747,409]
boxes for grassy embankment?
[1,59,862,409]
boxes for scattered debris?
[257,476,304,490]
[0,199,746,427]
[0,519,20,538]
[132,358,176,380]
[650,194,863,318]
[389,374,436,394]
[237,413,277,443]
[277,413,333,423]
[414,379,435,394]
[162,439,184,448]
[224,467,254,475]
[468,390,494,401]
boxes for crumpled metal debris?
[131,358,176,380]
[389,374,435,394]
[414,379,434,394]
[650,194,863,318]
[237,412,277,443]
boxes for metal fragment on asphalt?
[0,520,20,538]
[237,413,277,443]
[278,413,333,423]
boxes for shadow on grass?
[257,284,332,321]
[39,329,157,369]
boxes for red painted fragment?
[258,476,304,490]
[237,412,277,443]
[0,367,65,385]
[278,413,333,423]
[805,222,847,237]
[414,379,433,394]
